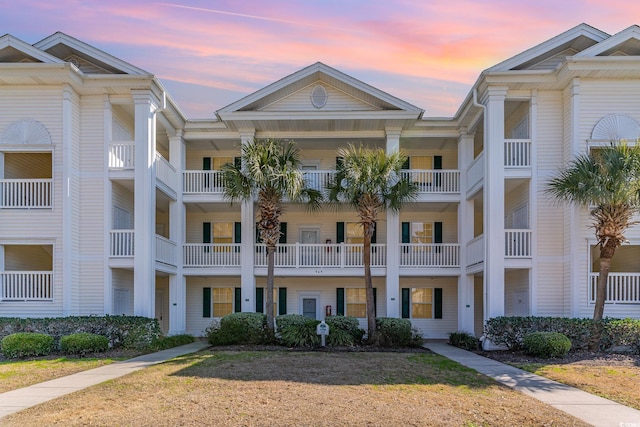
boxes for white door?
[300,229,319,265]
[302,298,317,319]
[513,291,529,316]
[155,290,167,333]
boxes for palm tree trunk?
[363,222,375,341]
[594,248,614,321]
[266,245,275,331]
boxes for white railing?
[467,235,484,266]
[589,273,640,304]
[504,139,531,167]
[505,229,532,258]
[400,170,460,193]
[303,170,335,195]
[156,235,177,266]
[155,152,177,190]
[109,141,135,169]
[467,152,484,191]
[184,244,242,267]
[183,171,225,194]
[0,179,52,208]
[0,272,53,301]
[254,243,386,268]
[110,230,134,257]
[399,244,460,267]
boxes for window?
[213,157,233,170]
[411,222,433,244]
[213,222,233,244]
[346,222,364,244]
[213,288,233,317]
[346,288,367,318]
[411,288,433,319]
[410,156,433,169]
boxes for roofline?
[0,34,65,64]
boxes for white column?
[483,87,507,320]
[568,79,582,317]
[133,90,159,318]
[385,128,401,317]
[103,95,113,314]
[169,130,186,334]
[457,129,475,333]
[62,84,75,315]
[239,131,256,312]
[529,90,539,316]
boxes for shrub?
[374,318,422,347]
[152,334,195,350]
[279,320,321,347]
[484,317,594,351]
[60,333,109,356]
[275,314,308,333]
[207,312,269,346]
[1,332,54,358]
[523,332,572,358]
[325,316,364,346]
[601,318,640,353]
[449,331,479,351]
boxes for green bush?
[1,332,54,358]
[374,317,422,347]
[601,318,640,353]
[279,320,321,347]
[60,333,109,356]
[152,334,195,350]
[207,312,270,346]
[275,314,308,333]
[449,331,479,351]
[0,316,162,350]
[523,332,572,358]
[325,316,364,346]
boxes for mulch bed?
[476,349,640,367]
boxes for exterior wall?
[156,276,170,333]
[473,276,484,336]
[401,276,458,339]
[263,84,378,112]
[112,183,134,228]
[504,182,528,228]
[185,276,241,336]
[112,269,134,315]
[505,269,529,316]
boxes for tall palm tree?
[547,143,640,321]
[327,144,418,341]
[222,138,322,331]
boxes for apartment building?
[1,24,639,338]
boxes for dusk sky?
[1,1,639,119]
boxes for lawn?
[1,349,590,427]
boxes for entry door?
[300,229,319,265]
[155,290,167,333]
[513,291,529,316]
[302,298,317,319]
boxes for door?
[302,298,317,319]
[513,291,529,316]
[300,228,319,265]
[155,290,167,333]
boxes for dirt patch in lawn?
[2,349,590,427]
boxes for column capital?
[239,129,256,143]
[385,127,402,139]
[131,89,161,110]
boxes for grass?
[1,350,590,427]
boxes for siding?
[262,83,378,112]
[505,269,529,316]
[185,276,241,336]
[112,268,134,315]
[401,276,458,339]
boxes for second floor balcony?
[0,179,52,209]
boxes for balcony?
[0,179,52,209]
[589,273,640,304]
[400,170,460,193]
[108,143,177,194]
[155,152,177,194]
[504,139,531,168]
[109,230,177,267]
[505,230,532,258]
[0,272,53,301]
[255,243,387,268]
[184,244,241,267]
[183,170,225,194]
[399,244,459,267]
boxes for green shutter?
[336,157,344,169]
[434,156,442,169]
[203,287,211,318]
[278,287,287,315]
[336,288,345,316]
[234,222,241,243]
[234,287,241,313]
[234,157,241,168]
[434,222,443,243]
[372,287,377,317]
[401,222,410,243]
[255,223,261,243]
[279,222,287,244]
[255,287,264,313]
[202,157,211,170]
[336,222,345,243]
[401,288,410,318]
[371,222,377,244]
[401,156,410,169]
[434,156,442,187]
[203,222,211,243]
[434,288,443,319]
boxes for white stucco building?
[1,24,640,337]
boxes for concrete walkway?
[425,342,640,427]
[0,341,209,419]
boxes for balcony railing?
[0,272,53,301]
[303,170,335,195]
[589,273,640,304]
[0,179,52,209]
[155,235,177,266]
[466,235,484,266]
[109,141,135,169]
[184,244,241,267]
[110,230,134,257]
[254,243,387,268]
[505,229,532,258]
[401,170,460,193]
[399,244,459,267]
[504,139,531,167]
[467,152,484,191]
[183,170,225,194]
[155,152,177,191]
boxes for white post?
[133,90,159,318]
[62,84,76,315]
[103,95,113,315]
[458,129,475,333]
[239,130,256,312]
[169,130,186,334]
[385,128,402,317]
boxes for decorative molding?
[591,114,640,141]
[310,85,328,109]
[0,120,52,145]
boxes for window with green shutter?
[202,287,211,318]
[278,287,287,315]
[255,287,264,313]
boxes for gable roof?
[0,34,64,64]
[34,32,148,75]
[574,25,640,57]
[487,23,610,72]
[217,62,423,115]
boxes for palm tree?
[222,138,322,331]
[547,143,640,321]
[327,144,418,341]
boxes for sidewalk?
[0,340,210,419]
[425,342,640,427]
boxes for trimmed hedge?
[484,316,640,353]
[523,332,572,358]
[279,319,321,347]
[152,334,195,351]
[449,331,479,351]
[0,316,162,350]
[207,312,270,346]
[60,333,109,355]
[1,332,54,358]
[325,316,364,346]
[374,317,423,347]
